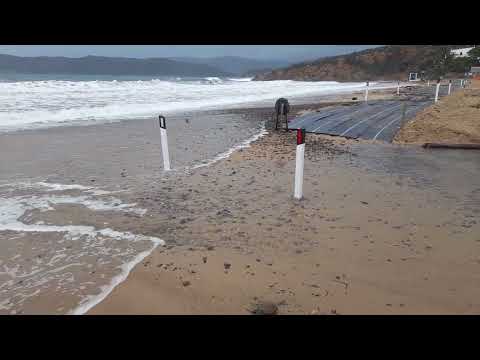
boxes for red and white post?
[364,81,369,102]
[434,80,440,103]
[294,128,306,200]
[158,115,171,171]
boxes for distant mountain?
[170,56,289,76]
[254,46,465,82]
[0,54,232,77]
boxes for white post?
[434,82,440,103]
[448,80,452,95]
[158,115,171,171]
[364,81,369,102]
[294,129,305,200]
[427,80,430,86]
[397,81,400,95]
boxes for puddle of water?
[334,142,480,221]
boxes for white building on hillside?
[451,47,474,58]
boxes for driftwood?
[422,143,480,150]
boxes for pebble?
[249,301,278,315]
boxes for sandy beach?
[2,86,479,315]
[92,120,480,314]
[395,80,480,144]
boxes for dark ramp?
[288,99,432,142]
[369,101,431,142]
[319,101,402,136]
[288,104,362,132]
[289,101,386,135]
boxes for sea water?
[0,74,396,132]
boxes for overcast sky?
[0,45,380,62]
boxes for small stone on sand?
[249,301,278,315]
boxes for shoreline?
[89,129,480,314]
[2,86,479,314]
[0,84,400,135]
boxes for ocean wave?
[0,78,397,132]
[203,77,223,83]
[227,77,254,82]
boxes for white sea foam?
[227,77,254,82]
[68,239,161,315]
[0,182,164,314]
[203,77,223,83]
[0,78,397,132]
[32,182,93,191]
[0,181,124,197]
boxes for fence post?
[158,115,171,171]
[434,80,440,103]
[294,128,306,200]
[364,81,369,102]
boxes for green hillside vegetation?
[254,45,479,82]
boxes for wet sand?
[2,87,479,314]
[1,93,378,314]
[92,131,480,315]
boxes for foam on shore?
[0,182,164,314]
[68,237,162,315]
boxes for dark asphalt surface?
[288,83,462,142]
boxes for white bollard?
[434,82,440,103]
[448,80,452,95]
[294,128,305,200]
[158,115,171,171]
[427,80,430,87]
[397,81,400,95]
[364,81,369,102]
